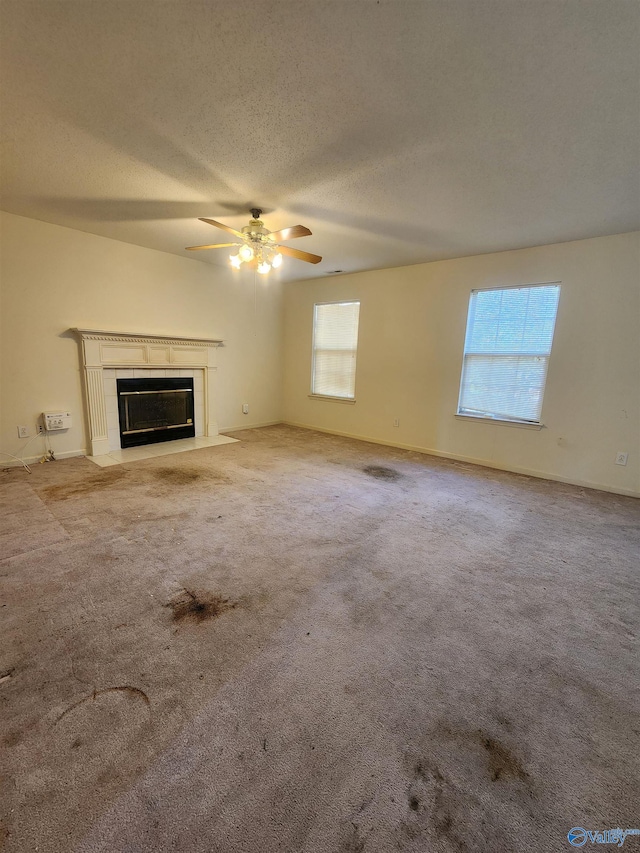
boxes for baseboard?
[1,449,86,468]
[282,420,639,498]
[4,425,637,499]
[220,420,283,434]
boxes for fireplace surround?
[74,329,223,457]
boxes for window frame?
[456,281,561,427]
[310,299,361,402]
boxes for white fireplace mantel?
[73,328,223,457]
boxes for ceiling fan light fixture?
[191,210,321,272]
[239,243,254,262]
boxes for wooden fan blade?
[186,242,238,251]
[277,245,322,264]
[268,225,312,242]
[198,217,244,239]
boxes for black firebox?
[117,378,195,448]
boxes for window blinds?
[458,284,560,423]
[312,301,360,399]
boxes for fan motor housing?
[242,219,269,241]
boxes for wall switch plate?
[242,403,249,414]
[17,425,29,438]
[393,418,400,427]
[615,452,628,466]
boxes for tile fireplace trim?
[73,329,223,457]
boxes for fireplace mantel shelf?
[73,329,223,347]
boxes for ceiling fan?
[186,208,322,273]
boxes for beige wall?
[284,232,640,496]
[3,215,638,496]
[0,212,283,461]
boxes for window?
[458,283,560,424]
[311,301,360,400]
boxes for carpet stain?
[340,823,365,852]
[167,588,238,624]
[481,734,527,781]
[55,686,151,723]
[430,768,455,839]
[151,467,232,486]
[2,730,22,747]
[152,467,202,485]
[362,465,402,481]
[413,761,464,848]
[437,723,528,783]
[40,469,127,501]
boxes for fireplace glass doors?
[117,378,195,448]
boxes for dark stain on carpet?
[40,469,127,501]
[362,465,402,481]
[437,723,529,782]
[153,467,202,485]
[430,768,454,838]
[409,760,460,847]
[340,823,365,852]
[3,730,22,747]
[152,467,231,486]
[167,588,238,624]
[481,735,527,781]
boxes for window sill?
[455,413,543,430]
[309,394,356,404]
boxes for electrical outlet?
[242,403,249,414]
[17,425,29,438]
[37,424,45,434]
[615,452,628,466]
[393,418,400,427]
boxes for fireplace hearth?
[117,377,195,448]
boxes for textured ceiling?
[1,1,639,282]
